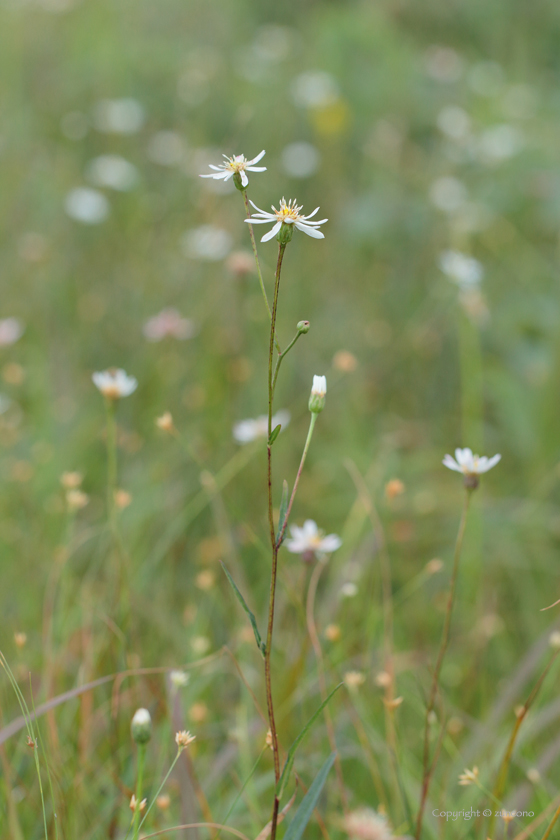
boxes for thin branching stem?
[242,190,281,354]
[276,413,317,549]
[264,241,286,840]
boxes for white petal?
[295,222,324,239]
[303,218,328,225]
[304,207,320,219]
[320,535,342,553]
[261,221,282,242]
[442,455,462,473]
[249,199,267,213]
[244,217,272,224]
[248,149,266,165]
[478,453,501,473]
[247,166,267,172]
[303,520,319,537]
[240,170,249,187]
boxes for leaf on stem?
[268,424,282,446]
[220,562,266,656]
[276,684,342,800]
[276,480,289,546]
[282,753,336,840]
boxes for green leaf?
[268,424,282,445]
[276,480,289,545]
[282,753,336,840]
[276,683,342,799]
[220,562,265,656]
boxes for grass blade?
[220,562,265,655]
[282,752,336,840]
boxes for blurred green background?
[2,0,560,837]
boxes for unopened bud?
[297,320,310,335]
[131,708,152,745]
[308,374,327,414]
[66,489,89,511]
[130,795,147,813]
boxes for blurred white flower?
[92,98,145,134]
[0,318,24,346]
[170,669,190,687]
[343,808,393,840]
[181,225,233,260]
[443,448,501,477]
[285,520,342,560]
[476,125,523,164]
[468,61,504,97]
[85,155,139,191]
[147,131,186,166]
[439,250,483,289]
[252,25,295,63]
[245,197,327,242]
[233,410,290,444]
[430,176,467,213]
[92,368,138,400]
[436,106,471,140]
[424,46,464,83]
[292,71,339,108]
[341,582,358,597]
[143,309,196,342]
[200,150,266,188]
[65,188,110,224]
[281,142,321,178]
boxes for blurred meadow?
[3,0,560,837]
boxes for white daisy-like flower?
[285,519,341,561]
[443,447,501,477]
[92,368,138,400]
[200,150,266,188]
[244,197,327,242]
[233,410,290,444]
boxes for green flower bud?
[297,320,310,334]
[131,708,152,745]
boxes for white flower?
[443,447,501,477]
[233,410,290,444]
[200,150,266,188]
[143,309,196,341]
[0,318,24,346]
[309,374,327,413]
[245,197,327,242]
[92,98,145,134]
[439,250,483,289]
[285,520,342,560]
[343,808,393,840]
[65,188,110,224]
[85,155,139,191]
[92,368,138,400]
[170,669,190,687]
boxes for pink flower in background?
[143,308,196,342]
[0,318,24,347]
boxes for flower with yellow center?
[200,150,266,188]
[245,197,327,242]
[285,519,341,561]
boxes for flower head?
[443,447,501,488]
[245,197,327,242]
[175,730,196,749]
[233,410,290,444]
[200,150,266,189]
[343,808,393,840]
[131,708,152,745]
[309,374,327,413]
[458,766,479,786]
[285,519,341,562]
[92,368,137,400]
[143,308,196,342]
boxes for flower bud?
[308,374,327,414]
[297,320,310,335]
[156,411,174,433]
[131,708,152,745]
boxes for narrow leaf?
[277,683,342,799]
[276,480,289,545]
[268,424,282,446]
[282,753,336,840]
[220,562,265,656]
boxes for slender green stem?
[132,743,146,840]
[271,329,305,398]
[105,399,118,531]
[264,242,286,840]
[242,190,281,354]
[137,748,182,833]
[415,488,472,840]
[221,747,266,829]
[276,412,317,548]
